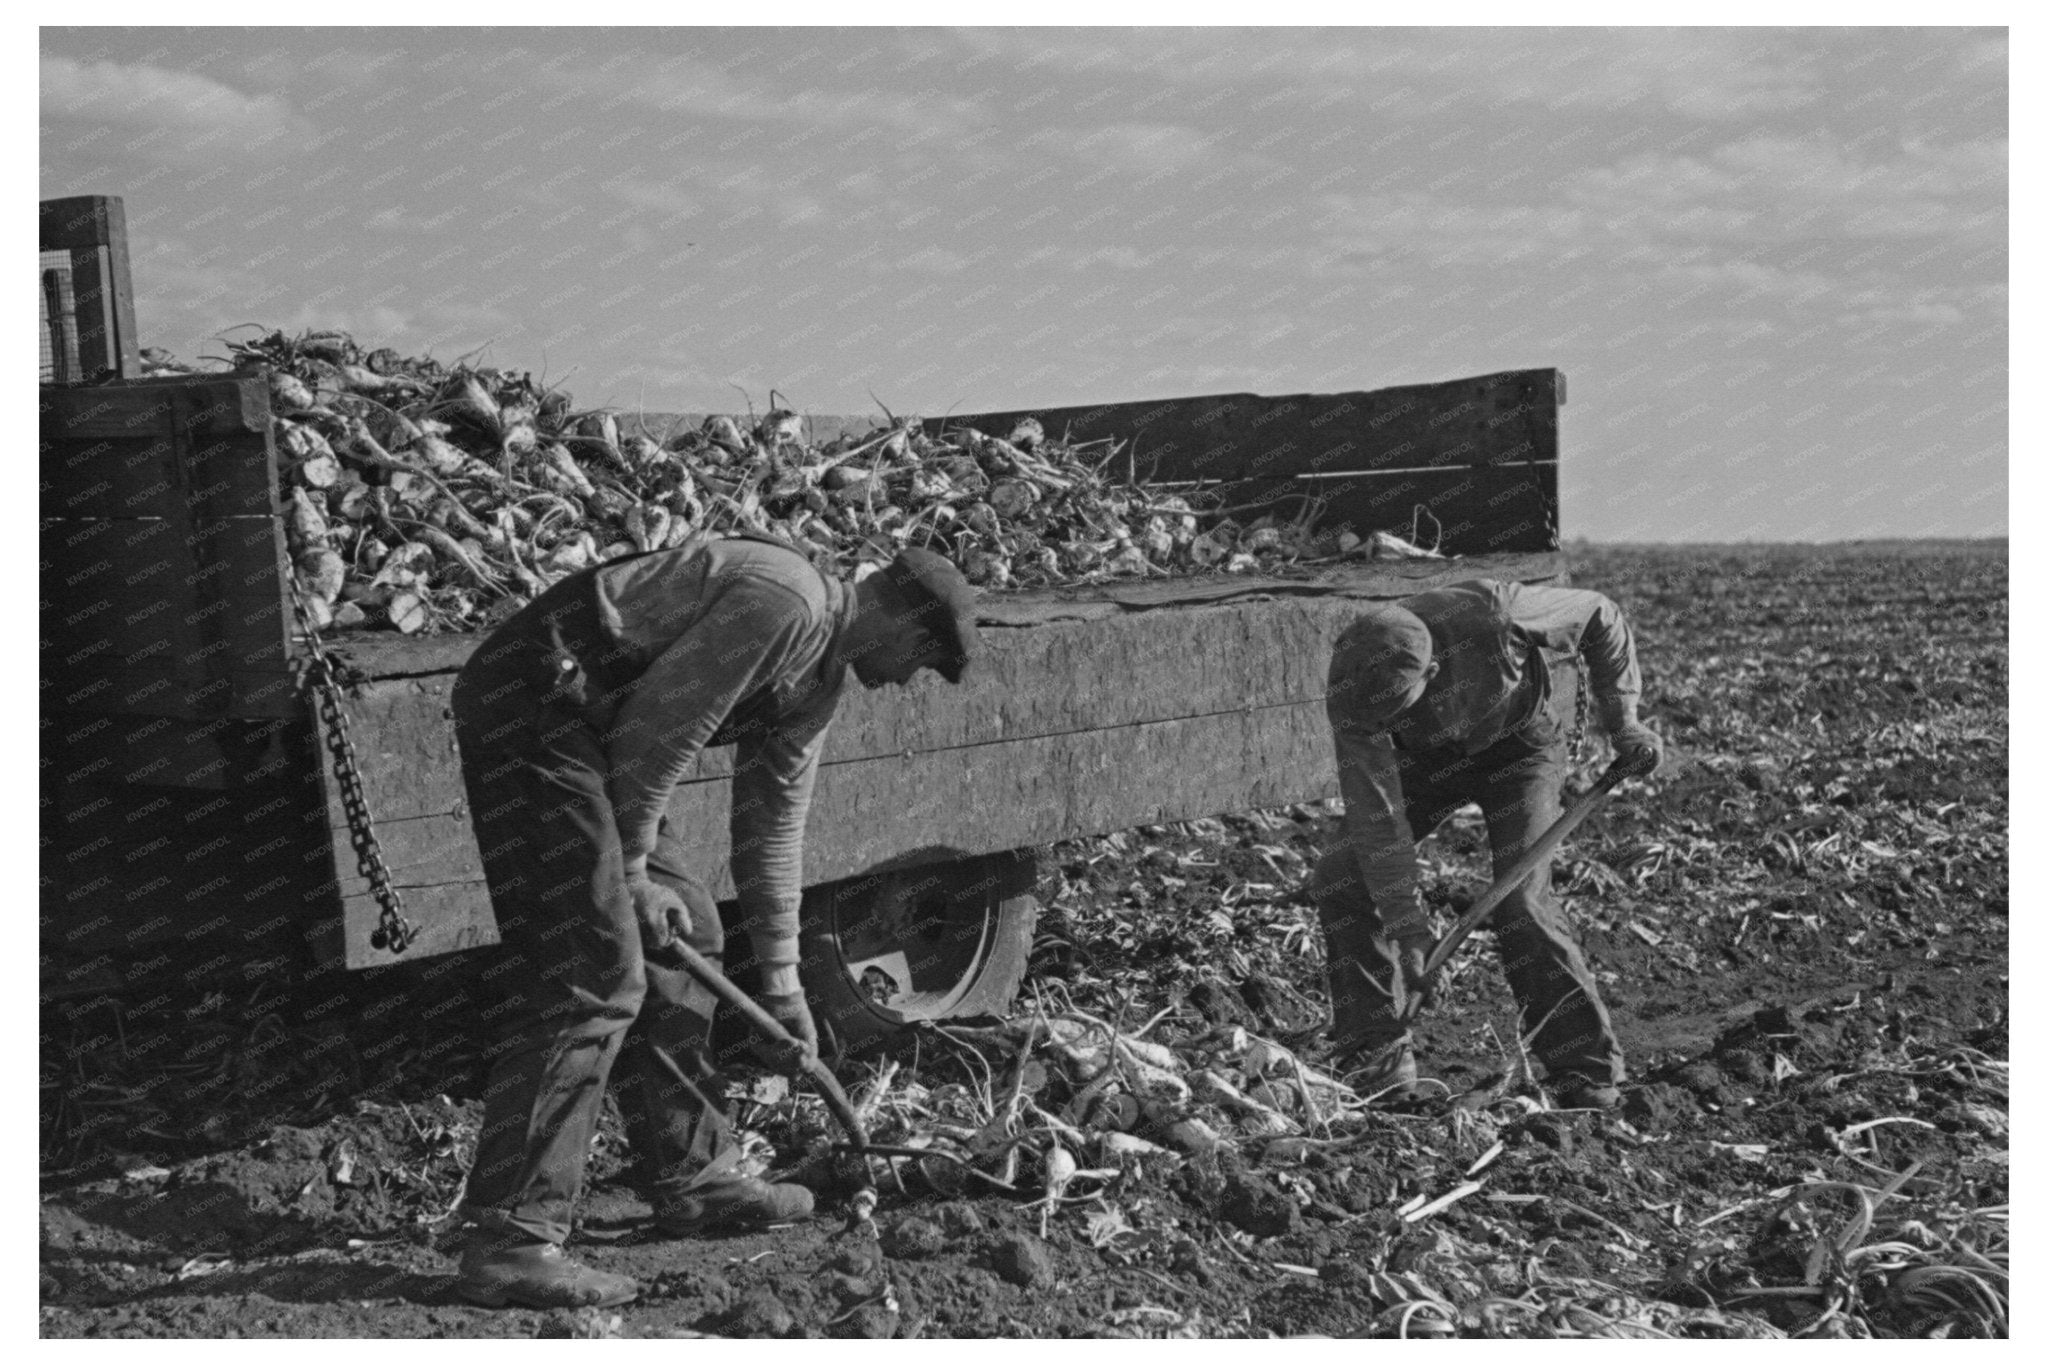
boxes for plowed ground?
[40,542,2008,1338]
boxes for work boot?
[1341,1038,1420,1102]
[653,1177,816,1237]
[456,1240,638,1309]
[1548,1073,1623,1112]
[1324,959,1390,1043]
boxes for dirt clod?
[988,1232,1056,1288]
[1221,1172,1299,1238]
[935,1203,985,1239]
[1623,1081,1695,1128]
[881,1216,945,1260]
[1516,1113,1575,1156]
[725,1289,796,1338]
[1318,1259,1370,1287]
[824,1247,877,1276]
[821,1271,876,1305]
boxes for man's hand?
[1612,722,1666,778]
[754,990,820,1074]
[1395,933,1434,998]
[628,876,692,952]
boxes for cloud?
[1013,244,1180,271]
[127,236,248,338]
[606,161,823,228]
[1567,136,2007,245]
[1666,259,1836,303]
[1070,122,1218,172]
[887,246,977,274]
[1311,192,1595,268]
[556,54,984,144]
[41,55,308,153]
[1835,281,2003,331]
[1316,131,2007,276]
[1840,301,1964,327]
[608,182,704,219]
[945,28,1821,120]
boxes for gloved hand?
[1395,932,1434,998]
[753,990,820,1074]
[1612,722,1666,778]
[628,876,692,952]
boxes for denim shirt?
[1326,579,1643,936]
[597,538,854,928]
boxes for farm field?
[39,541,2008,1339]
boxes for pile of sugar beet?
[156,329,1442,635]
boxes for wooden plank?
[312,678,469,821]
[41,195,126,252]
[47,664,300,720]
[41,434,178,519]
[42,515,293,716]
[943,369,1564,484]
[45,517,207,697]
[41,379,275,521]
[309,585,1371,871]
[326,633,481,679]
[319,549,1569,680]
[680,699,1341,893]
[1002,549,1567,619]
[318,698,1340,966]
[1279,462,1558,556]
[41,514,286,607]
[312,591,1369,827]
[41,376,270,438]
[71,243,141,383]
[46,712,306,790]
[321,881,501,970]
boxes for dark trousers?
[1313,711,1623,1083]
[451,646,741,1247]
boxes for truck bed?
[45,358,1570,980]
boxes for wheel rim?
[828,867,1000,1023]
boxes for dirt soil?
[40,543,2008,1338]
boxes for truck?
[42,194,1574,1046]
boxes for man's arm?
[604,581,814,875]
[1502,583,1644,733]
[728,713,831,988]
[1329,720,1432,940]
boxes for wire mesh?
[40,249,77,384]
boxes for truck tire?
[799,850,1040,1052]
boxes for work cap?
[881,548,981,683]
[1328,604,1433,732]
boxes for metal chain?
[286,574,417,955]
[1566,648,1592,769]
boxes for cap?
[1328,604,1433,732]
[880,547,982,683]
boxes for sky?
[38,26,2007,542]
